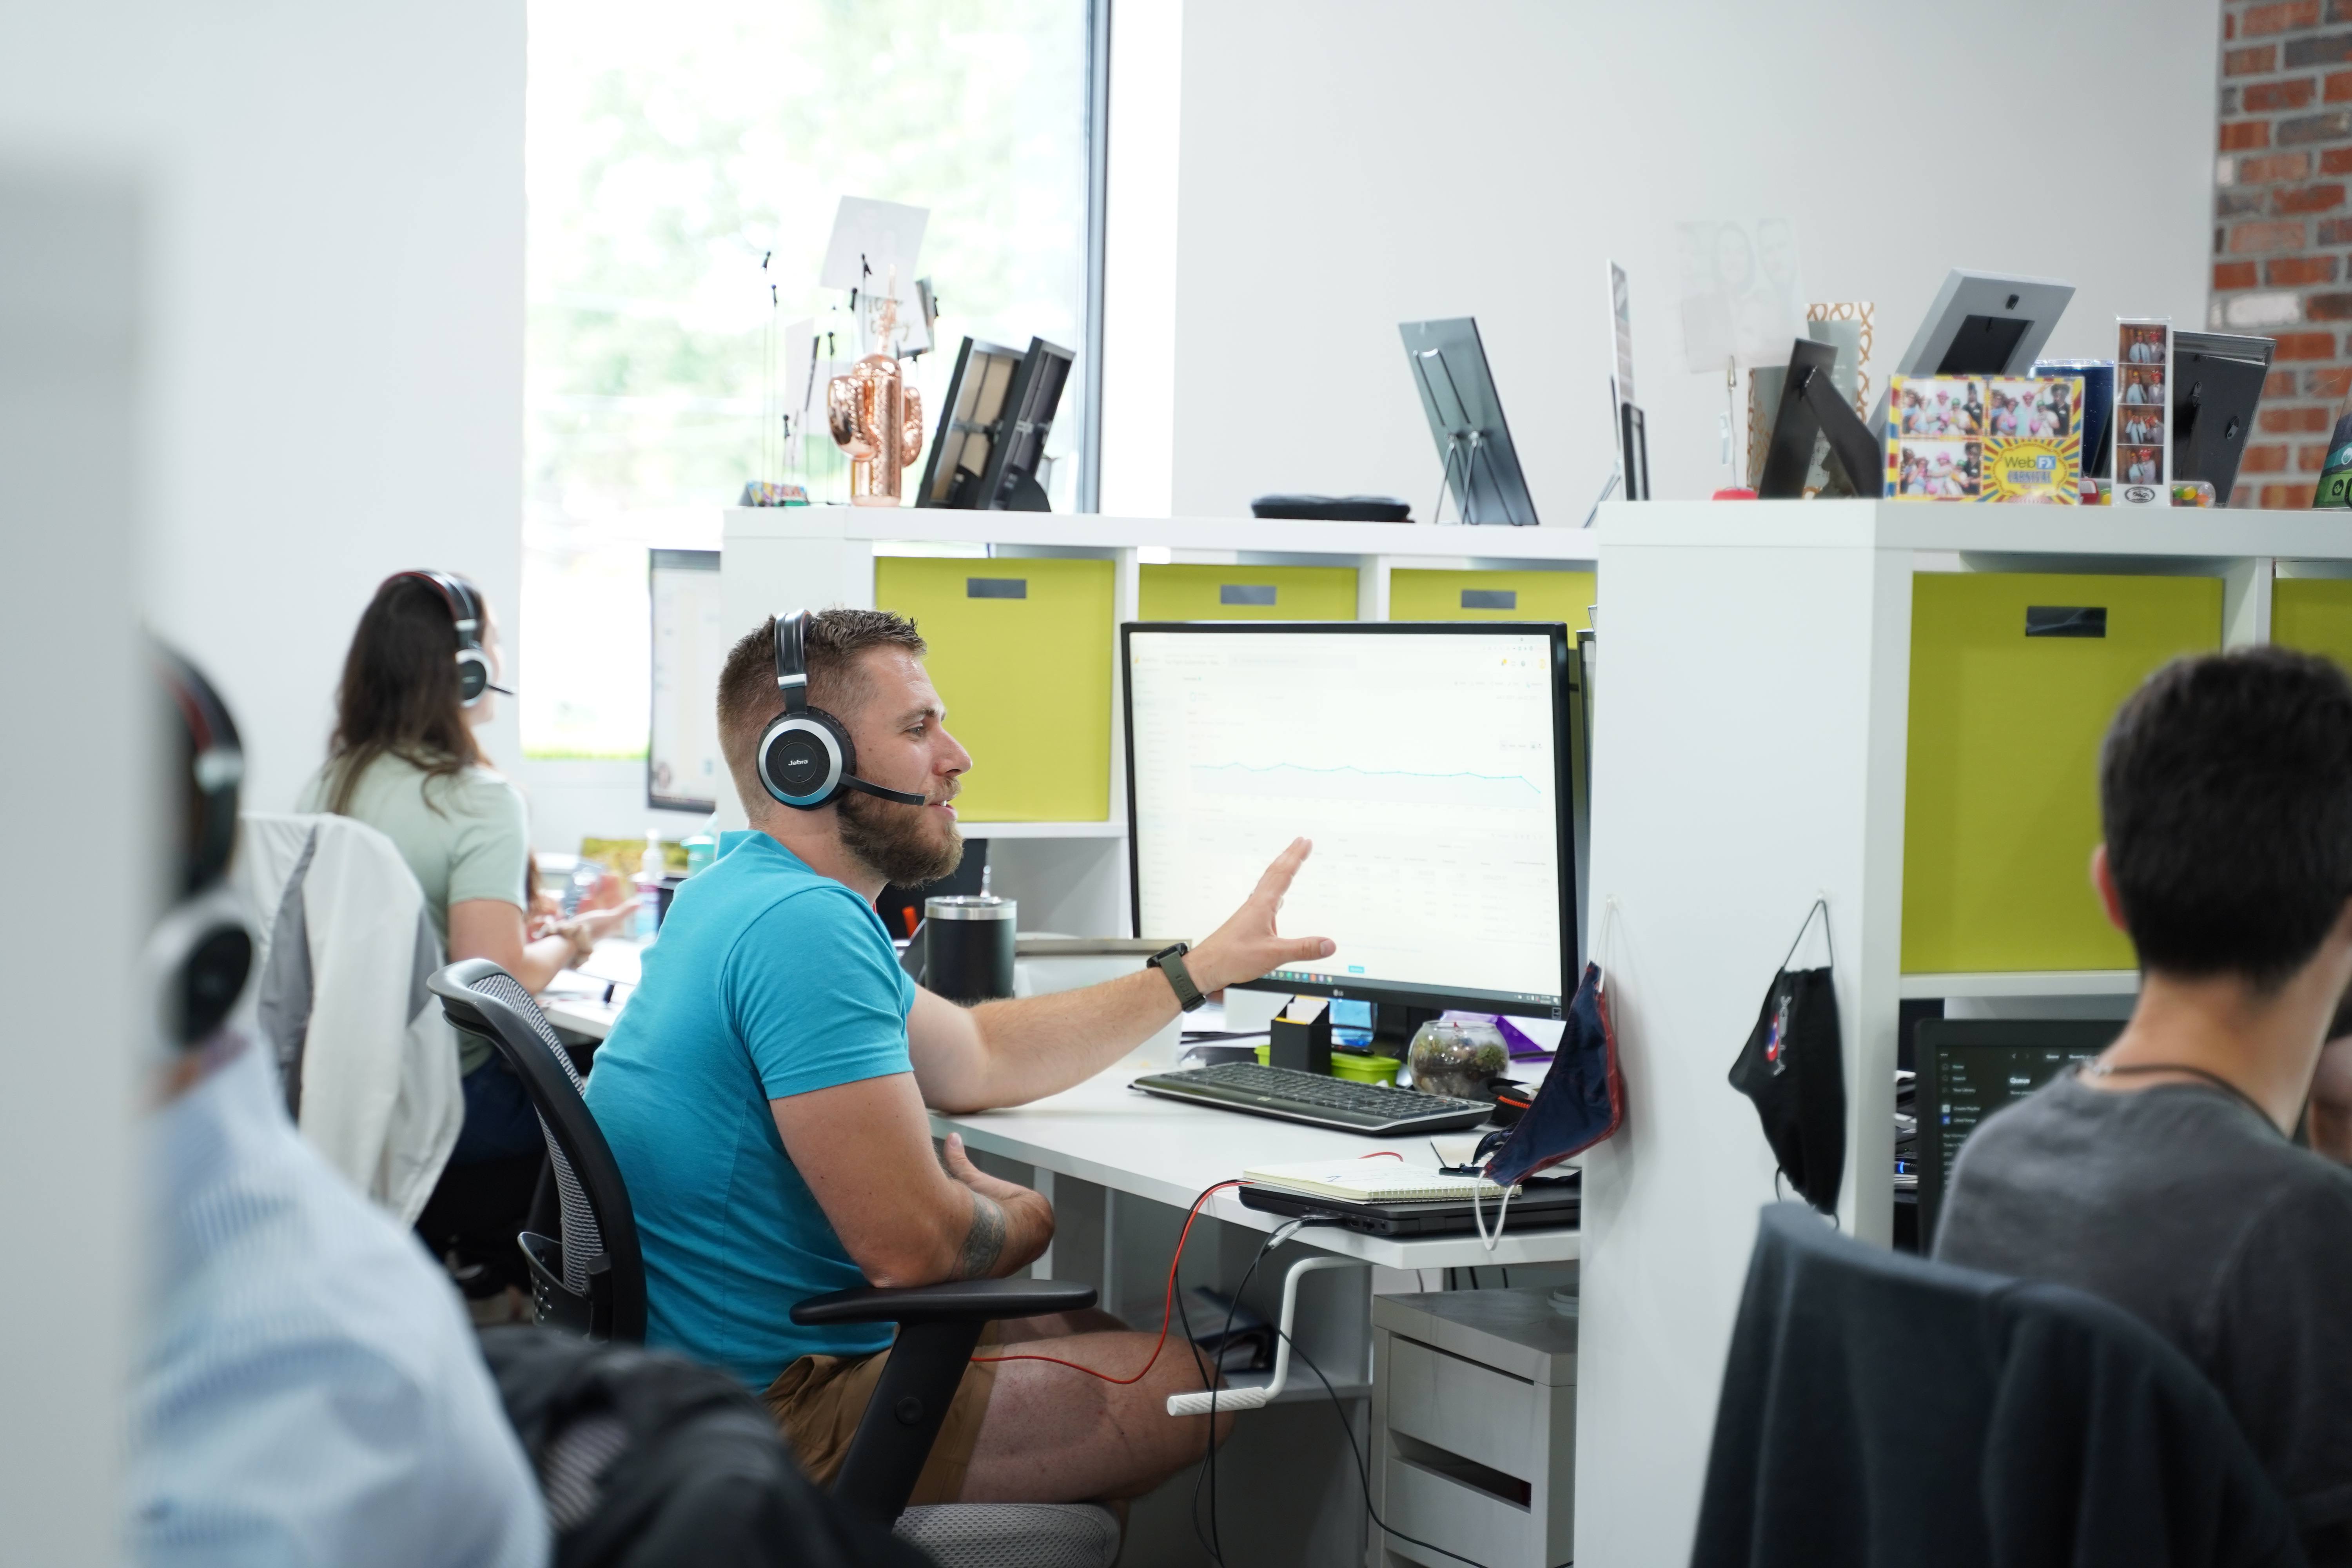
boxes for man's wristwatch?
[1148,941,1207,1012]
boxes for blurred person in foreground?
[132,643,544,1567]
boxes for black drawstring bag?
[1727,900,1845,1215]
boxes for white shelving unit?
[719,505,1599,933]
[1573,498,2352,1568]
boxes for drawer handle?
[1461,588,1517,610]
[1389,1431,1533,1508]
[2025,605,2105,639]
[1220,584,1278,606]
[967,578,1027,600]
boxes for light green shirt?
[299,753,530,1076]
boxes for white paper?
[1675,218,1807,373]
[818,196,928,298]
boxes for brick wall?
[2212,0,2352,506]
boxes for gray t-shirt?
[1937,1069,2352,1558]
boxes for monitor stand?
[1431,430,1488,524]
[1373,1003,1440,1056]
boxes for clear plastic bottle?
[634,830,664,940]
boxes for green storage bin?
[2273,578,2352,672]
[1903,572,2222,974]
[1138,563,1357,621]
[1249,1044,1402,1085]
[874,556,1114,822]
[1388,568,1595,627]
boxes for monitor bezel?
[647,546,722,814]
[1120,619,1577,1021]
[1914,1017,2122,1248]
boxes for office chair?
[1691,1202,2301,1568]
[428,958,1123,1568]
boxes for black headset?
[153,644,256,1049]
[391,570,501,707]
[756,609,928,811]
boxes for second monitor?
[1125,621,1575,1021]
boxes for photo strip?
[2113,319,2171,506]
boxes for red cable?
[970,1152,1410,1383]
[971,1180,1243,1383]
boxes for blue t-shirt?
[583,831,915,1387]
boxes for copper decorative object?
[828,286,925,506]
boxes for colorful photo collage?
[2114,322,2169,496]
[1884,375,2084,503]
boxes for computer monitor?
[914,334,1073,511]
[1400,318,1538,525]
[1915,1017,2121,1247]
[1123,622,1575,1022]
[1870,269,2076,428]
[648,548,725,813]
[2173,330,2274,503]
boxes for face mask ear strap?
[774,609,811,716]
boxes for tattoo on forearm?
[957,1191,1006,1280]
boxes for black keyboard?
[1128,1062,1493,1135]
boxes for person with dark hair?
[302,572,630,1316]
[136,643,546,1567]
[1936,645,2352,1563]
[584,608,1336,1507]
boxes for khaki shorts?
[762,1325,1002,1506]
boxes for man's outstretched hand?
[1186,837,1338,995]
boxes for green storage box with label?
[1903,572,2221,974]
[2273,578,2352,671]
[1138,563,1357,621]
[1388,568,1595,627]
[874,556,1114,822]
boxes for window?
[524,0,1096,758]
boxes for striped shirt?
[130,1035,547,1567]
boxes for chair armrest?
[792,1277,1097,1327]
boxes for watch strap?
[1150,942,1207,1012]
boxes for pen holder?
[1267,1003,1332,1075]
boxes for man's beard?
[838,787,964,887]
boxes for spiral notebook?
[1240,1158,1517,1203]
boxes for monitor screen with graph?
[1123,622,1575,1019]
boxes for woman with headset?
[302,571,630,1317]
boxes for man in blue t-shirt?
[585,608,1335,1508]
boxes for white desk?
[932,1059,1579,1272]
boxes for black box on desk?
[1268,997,1332,1075]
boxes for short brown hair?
[716,608,927,812]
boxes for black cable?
[1170,1276,1226,1567]
[1271,1322,1490,1568]
[1501,1267,1511,1288]
[1188,1225,1285,1566]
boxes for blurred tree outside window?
[525,0,1090,758]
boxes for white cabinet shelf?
[1899,969,2139,1000]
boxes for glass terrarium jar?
[1406,1017,1509,1100]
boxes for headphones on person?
[389,570,501,707]
[756,609,929,811]
[152,644,256,1050]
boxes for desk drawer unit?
[1388,568,1595,628]
[1138,562,1358,620]
[1902,572,2221,975]
[873,556,1115,822]
[1372,1289,1576,1568]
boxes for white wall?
[1165,0,2218,517]
[0,2,526,814]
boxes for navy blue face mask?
[1484,961,1624,1187]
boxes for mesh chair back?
[429,958,646,1341]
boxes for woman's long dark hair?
[322,574,488,815]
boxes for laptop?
[1915,1018,2121,1247]
[1238,1176,1580,1238]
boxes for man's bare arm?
[907,838,1337,1113]
[772,1074,1051,1287]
